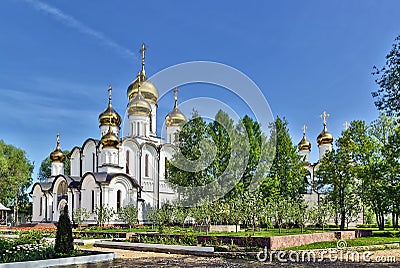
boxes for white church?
[31,44,186,224]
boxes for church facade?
[31,44,186,224]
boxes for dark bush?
[54,205,74,254]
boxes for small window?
[145,154,149,177]
[92,153,95,172]
[39,197,43,216]
[165,157,168,177]
[91,190,95,213]
[126,151,130,174]
[137,122,140,136]
[117,190,122,211]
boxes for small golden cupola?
[50,133,66,163]
[101,125,120,148]
[98,86,122,128]
[127,43,159,104]
[165,88,186,127]
[317,111,334,146]
[127,74,152,116]
[298,125,311,151]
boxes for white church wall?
[70,148,81,176]
[32,185,45,222]
[121,139,140,178]
[82,140,97,173]
[80,174,99,222]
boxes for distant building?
[298,113,363,226]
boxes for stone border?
[95,241,214,256]
[0,252,117,268]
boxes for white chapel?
[31,44,186,224]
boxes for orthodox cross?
[108,85,112,103]
[139,43,148,72]
[320,111,330,126]
[173,88,179,108]
[302,125,307,135]
[57,132,60,147]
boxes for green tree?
[384,126,400,228]
[314,133,361,230]
[310,199,334,231]
[118,204,138,229]
[0,140,34,225]
[347,118,392,230]
[73,207,90,229]
[94,204,114,227]
[38,150,70,182]
[262,117,307,201]
[372,35,400,116]
[54,205,74,254]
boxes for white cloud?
[21,0,136,59]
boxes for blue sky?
[1,0,399,180]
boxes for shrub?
[54,205,74,254]
[15,230,44,245]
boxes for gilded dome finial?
[108,85,113,105]
[139,43,148,75]
[99,86,122,128]
[50,132,66,162]
[320,111,330,127]
[173,88,179,108]
[298,125,311,151]
[302,125,307,136]
[56,132,60,147]
[317,111,334,145]
[165,88,186,127]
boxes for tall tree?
[384,126,400,228]
[314,133,361,230]
[262,117,307,201]
[0,140,33,224]
[372,35,400,116]
[347,119,391,230]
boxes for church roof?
[0,203,11,211]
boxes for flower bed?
[0,231,87,264]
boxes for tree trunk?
[340,210,346,231]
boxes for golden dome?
[127,72,158,104]
[99,86,121,128]
[101,126,120,148]
[317,126,334,145]
[50,133,66,163]
[298,135,311,151]
[165,88,186,127]
[317,111,334,146]
[166,107,186,127]
[127,43,158,103]
[127,75,152,116]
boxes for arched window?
[145,154,149,177]
[91,190,95,213]
[126,151,130,174]
[92,152,96,172]
[39,197,43,216]
[57,181,68,206]
[165,157,168,177]
[117,190,122,211]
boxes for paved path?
[57,245,400,267]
